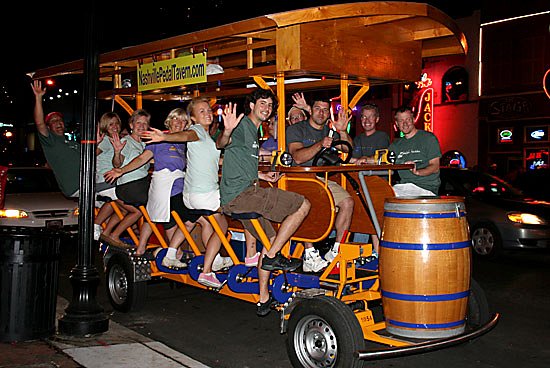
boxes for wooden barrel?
[379,196,471,339]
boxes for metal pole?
[58,2,109,335]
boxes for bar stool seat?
[188,208,219,217]
[228,212,262,220]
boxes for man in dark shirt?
[350,103,390,164]
[286,96,354,267]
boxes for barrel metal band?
[384,202,465,212]
[381,290,470,302]
[387,319,466,329]
[383,211,466,219]
[380,240,471,250]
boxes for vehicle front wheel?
[106,254,148,312]
[286,296,364,368]
[471,222,502,259]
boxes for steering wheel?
[312,139,353,166]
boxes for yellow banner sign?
[137,54,207,92]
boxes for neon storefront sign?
[498,129,513,143]
[414,87,434,132]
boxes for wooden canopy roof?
[31,2,467,101]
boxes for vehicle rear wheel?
[466,278,490,329]
[286,296,364,368]
[471,222,502,259]
[106,254,148,312]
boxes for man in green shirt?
[31,80,80,198]
[217,88,311,317]
[389,106,441,196]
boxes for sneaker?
[324,248,339,262]
[212,255,234,272]
[245,252,261,267]
[303,249,328,272]
[261,252,302,272]
[161,257,187,269]
[93,224,103,241]
[198,272,223,288]
[256,296,275,317]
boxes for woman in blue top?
[142,97,232,287]
[105,108,202,268]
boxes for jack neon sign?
[414,87,434,132]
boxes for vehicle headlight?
[507,212,546,225]
[0,209,29,219]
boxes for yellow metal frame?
[84,2,469,350]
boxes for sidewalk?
[0,296,210,368]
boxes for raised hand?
[222,102,244,132]
[332,107,352,132]
[109,132,126,152]
[31,80,46,99]
[291,92,311,114]
[96,127,105,145]
[141,127,165,143]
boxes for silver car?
[0,166,78,235]
[439,167,550,258]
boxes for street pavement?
[2,240,549,368]
[0,295,211,368]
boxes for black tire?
[466,278,490,329]
[471,222,502,259]
[286,296,365,368]
[106,254,148,312]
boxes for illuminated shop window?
[442,66,468,103]
[525,148,549,170]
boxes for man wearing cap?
[287,92,309,125]
[287,106,308,125]
[31,80,80,197]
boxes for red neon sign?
[414,87,434,132]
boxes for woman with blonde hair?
[142,97,232,286]
[94,112,122,241]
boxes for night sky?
[0,0,480,125]
[1,1,480,74]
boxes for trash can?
[0,226,61,342]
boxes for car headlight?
[0,209,29,219]
[507,212,546,225]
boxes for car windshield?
[5,168,61,194]
[459,170,524,199]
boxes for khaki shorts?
[320,178,351,207]
[222,185,305,241]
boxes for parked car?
[438,167,550,258]
[0,167,78,235]
[511,168,550,201]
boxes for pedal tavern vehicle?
[32,2,499,367]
